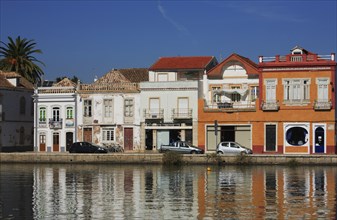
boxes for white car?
[216,142,253,155]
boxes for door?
[66,132,73,151]
[83,128,92,143]
[39,134,46,152]
[124,128,133,151]
[314,125,325,153]
[53,133,59,152]
[265,124,277,151]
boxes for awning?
[213,89,248,96]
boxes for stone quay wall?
[2,153,337,165]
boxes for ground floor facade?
[199,121,336,155]
[140,121,198,150]
[36,128,75,152]
[77,124,141,151]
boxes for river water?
[0,164,336,219]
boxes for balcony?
[204,101,256,112]
[49,118,63,129]
[38,120,47,128]
[314,100,332,110]
[172,108,192,119]
[261,100,280,111]
[144,109,164,119]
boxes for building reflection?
[28,165,337,219]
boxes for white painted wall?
[0,89,34,150]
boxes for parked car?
[216,142,253,155]
[69,142,108,153]
[159,141,204,154]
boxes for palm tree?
[0,36,45,84]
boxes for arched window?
[20,97,26,115]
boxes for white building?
[33,78,77,152]
[76,68,148,151]
[0,71,34,152]
[140,56,218,150]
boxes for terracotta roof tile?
[0,71,34,90]
[53,78,76,87]
[94,68,148,84]
[149,56,215,70]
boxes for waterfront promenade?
[2,152,337,165]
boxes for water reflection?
[0,164,337,219]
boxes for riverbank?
[2,152,337,165]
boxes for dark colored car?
[69,142,108,153]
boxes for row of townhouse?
[33,46,337,154]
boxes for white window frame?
[283,78,310,103]
[102,127,115,142]
[124,98,134,117]
[265,79,277,102]
[39,107,47,122]
[83,99,92,117]
[103,99,113,118]
[316,78,329,101]
[66,107,73,119]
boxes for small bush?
[206,153,222,164]
[163,151,183,166]
[286,158,299,167]
[235,153,252,165]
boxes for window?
[286,127,308,146]
[212,87,221,103]
[250,86,259,101]
[52,107,60,121]
[66,107,73,119]
[39,107,46,122]
[265,79,277,102]
[317,78,329,101]
[124,98,134,117]
[283,79,310,102]
[84,100,92,117]
[20,96,26,115]
[157,73,168,81]
[102,127,115,142]
[104,99,113,118]
[231,86,241,102]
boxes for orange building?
[198,47,336,154]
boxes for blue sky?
[1,0,336,83]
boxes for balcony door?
[53,107,60,121]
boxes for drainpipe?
[33,88,38,152]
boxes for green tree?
[0,36,45,84]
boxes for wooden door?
[83,128,92,143]
[124,128,133,151]
[39,134,46,152]
[53,133,59,152]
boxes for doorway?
[124,128,133,151]
[83,128,92,142]
[53,133,59,152]
[39,134,46,152]
[66,132,73,151]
